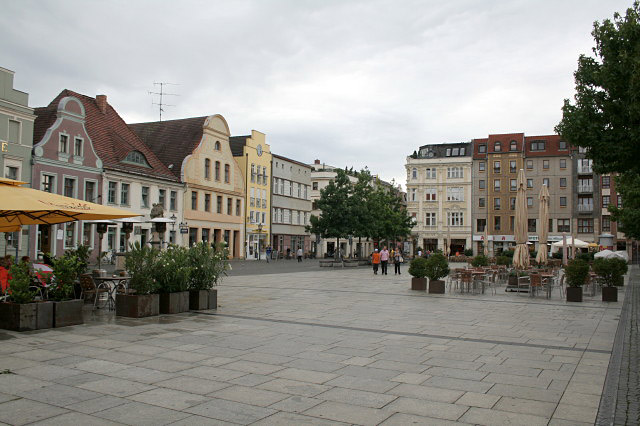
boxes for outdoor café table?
[93,276,129,311]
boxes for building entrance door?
[37,225,51,257]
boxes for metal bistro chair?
[517,275,531,295]
[79,274,109,309]
[529,273,543,298]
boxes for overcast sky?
[0,0,631,187]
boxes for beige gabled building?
[130,115,245,258]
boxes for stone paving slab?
[0,264,630,425]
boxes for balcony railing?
[578,204,593,212]
[578,184,593,193]
[577,165,593,174]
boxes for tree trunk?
[336,237,340,260]
[358,237,362,258]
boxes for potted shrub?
[425,253,450,294]
[50,253,84,327]
[496,256,511,267]
[117,242,159,318]
[408,257,428,291]
[593,257,628,302]
[155,245,192,314]
[564,259,589,302]
[471,255,489,268]
[0,262,53,331]
[188,242,229,310]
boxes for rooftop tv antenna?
[149,82,179,121]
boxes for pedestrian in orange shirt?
[372,249,381,275]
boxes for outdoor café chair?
[517,275,531,295]
[79,274,109,309]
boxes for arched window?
[204,158,211,179]
[214,141,221,151]
[123,151,150,167]
[215,161,221,181]
[224,164,230,183]
[510,140,517,151]
[494,141,502,152]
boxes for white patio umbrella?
[552,237,589,248]
[512,169,530,269]
[535,185,549,265]
[594,249,615,259]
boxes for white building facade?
[405,142,473,255]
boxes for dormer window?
[510,140,517,151]
[494,141,502,152]
[478,144,487,153]
[123,150,150,167]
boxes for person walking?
[372,249,381,275]
[394,250,403,275]
[266,246,272,263]
[297,247,303,262]
[380,246,389,275]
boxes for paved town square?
[0,262,632,425]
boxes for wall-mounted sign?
[56,229,64,240]
[1,141,7,152]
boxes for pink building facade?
[30,96,104,261]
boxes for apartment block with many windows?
[406,142,472,254]
[271,154,312,258]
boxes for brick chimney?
[96,95,107,113]
[314,159,320,165]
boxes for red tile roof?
[34,90,177,181]
[128,117,208,180]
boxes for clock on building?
[257,144,263,156]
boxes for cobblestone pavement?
[0,265,627,425]
[597,265,639,426]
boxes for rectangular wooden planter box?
[53,300,84,328]
[411,277,427,291]
[36,301,54,330]
[566,286,583,302]
[602,286,618,302]
[159,291,189,314]
[428,279,446,294]
[116,293,159,318]
[0,302,37,331]
[189,289,217,310]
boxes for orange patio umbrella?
[0,177,138,228]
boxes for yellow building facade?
[230,130,272,259]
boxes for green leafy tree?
[350,169,374,257]
[556,2,640,237]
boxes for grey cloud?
[0,0,632,187]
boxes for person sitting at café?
[0,257,11,293]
